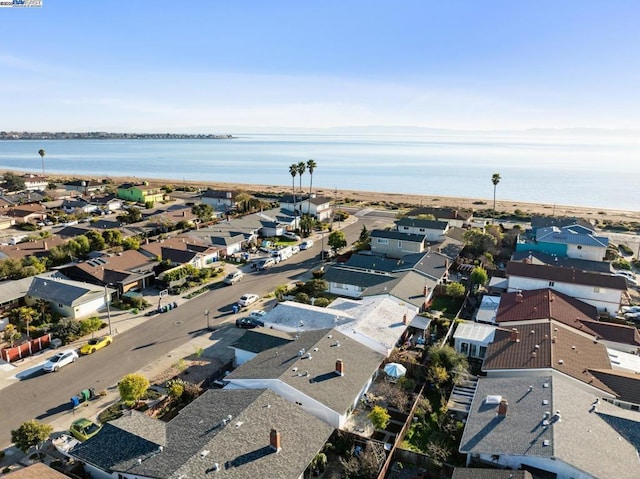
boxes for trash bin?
[70,396,81,408]
[232,305,239,314]
[81,389,91,402]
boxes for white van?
[299,239,314,250]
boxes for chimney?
[510,328,520,343]
[423,285,428,297]
[43,241,48,251]
[269,429,281,452]
[515,291,524,303]
[335,359,344,377]
[402,313,408,325]
[498,398,508,416]
[444,259,449,269]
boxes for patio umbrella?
[383,362,407,379]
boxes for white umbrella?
[383,362,407,379]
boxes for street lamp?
[104,284,113,335]
[204,309,211,330]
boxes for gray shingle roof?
[28,275,104,306]
[371,229,426,242]
[396,217,449,230]
[452,468,533,479]
[460,375,640,479]
[226,329,384,415]
[510,250,613,273]
[72,389,333,479]
[230,328,294,354]
[506,261,627,290]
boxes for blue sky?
[2,0,640,132]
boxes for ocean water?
[0,132,639,211]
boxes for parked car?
[621,305,640,314]
[283,232,301,241]
[223,270,244,285]
[299,239,314,250]
[258,258,276,270]
[614,270,636,280]
[238,293,259,307]
[320,249,335,260]
[248,310,267,320]
[235,317,264,329]
[70,418,103,442]
[291,245,300,254]
[43,349,79,372]
[80,335,113,355]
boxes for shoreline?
[32,171,640,226]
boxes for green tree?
[306,158,317,214]
[49,318,82,344]
[80,316,104,338]
[446,282,466,297]
[9,306,37,338]
[122,237,140,250]
[3,324,21,347]
[102,229,123,246]
[328,230,347,253]
[235,191,252,213]
[296,161,306,212]
[166,378,185,400]
[368,405,390,430]
[491,172,501,223]
[463,228,498,255]
[470,266,489,288]
[3,172,26,191]
[192,203,214,221]
[86,230,106,251]
[118,208,142,224]
[427,364,449,388]
[21,255,46,277]
[38,148,46,176]
[289,164,298,217]
[305,278,329,297]
[118,373,150,406]
[299,214,314,237]
[11,420,53,453]
[359,225,370,244]
[429,344,469,373]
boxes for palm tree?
[289,164,298,218]
[38,149,45,177]
[296,161,306,214]
[306,158,317,215]
[491,173,501,224]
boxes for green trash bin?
[81,389,91,402]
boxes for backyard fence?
[1,334,51,363]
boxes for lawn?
[429,295,464,318]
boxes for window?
[419,228,425,232]
[577,245,582,249]
[460,342,469,354]
[377,238,389,245]
[548,281,554,287]
[469,344,478,357]
[479,346,487,359]
[397,241,402,248]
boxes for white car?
[223,271,243,285]
[238,294,259,307]
[248,310,267,320]
[621,305,640,314]
[43,349,79,372]
[299,240,314,250]
[614,270,636,280]
[283,232,301,241]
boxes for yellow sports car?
[80,335,113,355]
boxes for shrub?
[368,405,390,430]
[313,297,330,308]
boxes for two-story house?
[395,217,450,241]
[370,230,426,258]
[116,182,165,205]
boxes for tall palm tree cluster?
[289,159,317,220]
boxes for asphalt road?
[0,210,392,447]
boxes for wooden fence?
[1,334,51,363]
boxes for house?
[370,230,426,258]
[90,193,123,212]
[516,224,609,262]
[474,295,501,324]
[405,207,474,228]
[260,297,417,356]
[0,274,56,317]
[496,288,640,353]
[482,322,617,395]
[139,236,220,267]
[70,388,334,479]
[279,194,333,222]
[459,375,640,479]
[63,179,106,195]
[323,241,462,308]
[505,261,626,315]
[25,275,112,320]
[0,215,14,230]
[200,189,240,211]
[511,250,612,274]
[9,204,47,224]
[22,174,48,191]
[453,321,497,361]
[0,237,67,261]
[530,214,594,232]
[58,250,156,293]
[395,217,449,241]
[230,328,294,367]
[225,328,385,429]
[61,197,99,215]
[3,462,70,478]
[116,182,165,205]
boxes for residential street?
[0,210,392,449]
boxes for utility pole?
[205,309,210,330]
[104,284,112,335]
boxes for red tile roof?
[497,288,599,324]
[506,261,627,290]
[483,322,615,394]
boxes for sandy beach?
[32,171,637,226]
